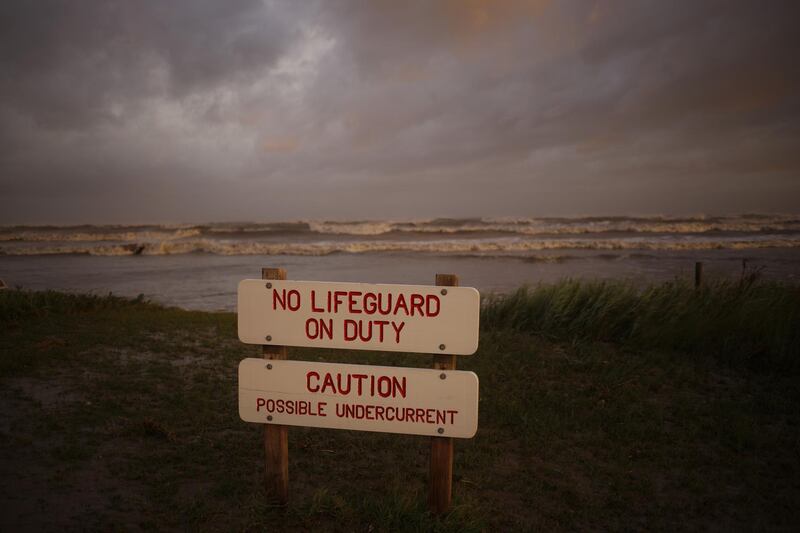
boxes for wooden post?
[429,273,458,514]
[262,267,289,505]
[695,261,703,289]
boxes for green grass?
[1,284,799,531]
[0,288,159,322]
[482,277,800,372]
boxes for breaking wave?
[2,214,800,242]
[3,235,800,257]
[0,227,202,243]
[2,215,798,258]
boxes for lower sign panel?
[239,358,479,438]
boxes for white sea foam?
[3,235,800,257]
[5,215,799,241]
[394,216,800,236]
[308,221,396,235]
[0,228,202,242]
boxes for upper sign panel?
[238,280,480,355]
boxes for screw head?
[440,288,448,295]
[439,373,446,380]
[266,363,273,370]
[266,335,272,342]
[439,344,446,351]
[437,428,444,434]
[266,282,272,289]
[267,415,273,421]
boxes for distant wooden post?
[429,273,458,514]
[695,262,703,288]
[262,267,289,505]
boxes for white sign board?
[238,280,480,355]
[238,358,479,438]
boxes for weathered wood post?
[429,273,458,514]
[695,261,703,288]
[262,267,289,504]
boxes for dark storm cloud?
[308,1,800,170]
[1,0,798,223]
[0,0,294,128]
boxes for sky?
[1,0,799,224]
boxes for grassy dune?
[1,282,799,531]
[482,277,800,371]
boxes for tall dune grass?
[481,278,800,372]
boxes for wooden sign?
[238,280,480,355]
[239,358,479,438]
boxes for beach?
[4,1,799,528]
[2,215,800,529]
[2,215,800,310]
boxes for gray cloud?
[0,0,296,127]
[1,0,799,224]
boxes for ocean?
[2,214,799,311]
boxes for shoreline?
[2,247,800,312]
[3,276,798,372]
